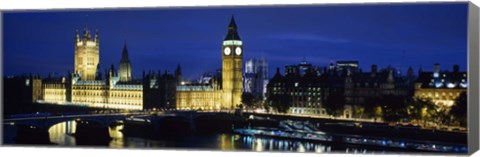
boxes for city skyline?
[2,3,470,153]
[3,3,468,80]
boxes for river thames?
[2,119,467,154]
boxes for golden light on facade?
[175,16,243,111]
[74,29,99,81]
[41,17,245,111]
[414,88,464,108]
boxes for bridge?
[4,112,142,144]
[122,111,242,134]
[4,113,130,131]
[3,111,245,144]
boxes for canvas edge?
[468,1,480,156]
[0,10,4,147]
[0,1,475,156]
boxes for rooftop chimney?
[434,63,440,74]
[453,65,459,73]
[371,64,378,74]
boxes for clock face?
[224,47,231,55]
[235,47,242,55]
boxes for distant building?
[336,60,359,75]
[243,58,269,99]
[244,59,256,94]
[198,69,221,84]
[344,65,413,118]
[285,59,313,77]
[414,64,467,108]
[267,67,327,115]
[4,75,43,105]
[267,60,417,118]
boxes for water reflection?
[48,120,76,145]
[109,125,124,148]
[44,122,416,154]
[48,120,173,148]
[241,135,331,152]
[43,121,464,154]
[220,134,233,150]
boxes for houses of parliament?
[24,16,243,110]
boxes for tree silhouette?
[407,97,436,126]
[450,92,467,127]
[267,93,292,113]
[324,91,345,117]
[363,97,382,119]
[241,92,256,110]
[380,94,408,123]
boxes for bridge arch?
[7,115,126,132]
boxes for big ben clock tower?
[222,15,243,109]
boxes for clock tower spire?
[225,15,241,41]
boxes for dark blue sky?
[3,3,468,80]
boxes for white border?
[0,0,471,11]
[1,1,477,157]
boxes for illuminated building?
[176,83,223,110]
[74,28,100,81]
[176,16,243,110]
[244,58,269,99]
[414,64,467,108]
[69,65,143,110]
[222,15,244,109]
[119,41,132,82]
[267,59,350,115]
[267,59,328,115]
[43,77,68,103]
[336,60,359,75]
[31,77,43,102]
[30,16,246,111]
[40,26,146,110]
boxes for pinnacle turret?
[121,40,130,63]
